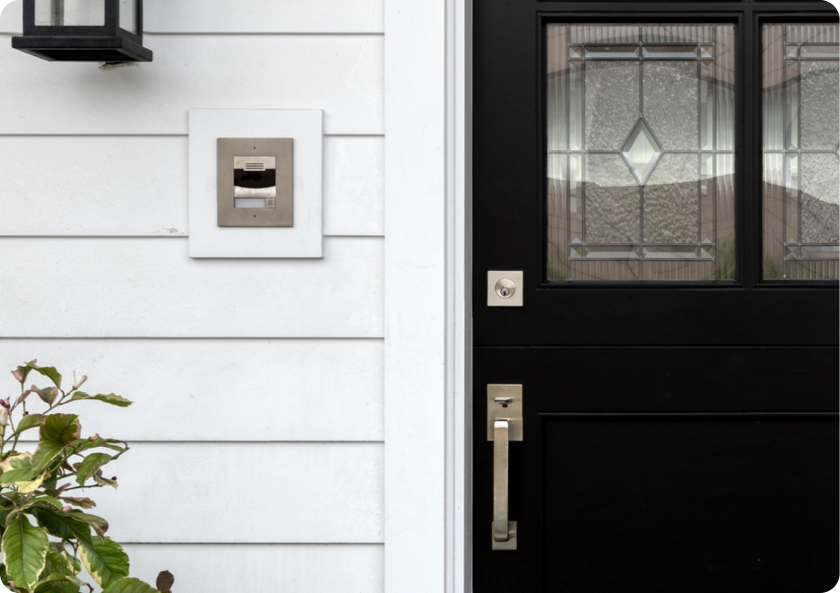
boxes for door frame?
[383,0,472,592]
[386,1,839,592]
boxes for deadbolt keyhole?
[494,279,516,300]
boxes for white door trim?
[384,0,471,591]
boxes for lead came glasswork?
[546,23,737,281]
[763,24,840,280]
[621,119,662,185]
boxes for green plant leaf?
[33,572,85,593]
[58,497,96,509]
[40,415,82,445]
[69,438,126,455]
[22,497,63,511]
[68,392,133,408]
[101,577,159,593]
[75,454,113,486]
[93,473,119,489]
[35,577,82,593]
[0,507,12,527]
[31,441,66,473]
[35,581,81,592]
[16,476,45,494]
[15,414,46,436]
[16,363,35,384]
[32,387,60,406]
[21,364,62,388]
[41,546,81,577]
[73,512,109,540]
[79,537,129,588]
[29,508,94,549]
[0,454,40,485]
[1,512,50,590]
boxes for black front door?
[472,1,839,591]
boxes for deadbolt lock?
[495,278,516,299]
[487,271,523,307]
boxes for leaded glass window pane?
[547,23,736,281]
[763,24,840,280]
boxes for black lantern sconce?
[12,0,152,63]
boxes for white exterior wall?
[0,1,385,591]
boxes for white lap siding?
[0,0,385,589]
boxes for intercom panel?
[217,138,293,227]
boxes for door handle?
[488,385,523,551]
[493,419,513,543]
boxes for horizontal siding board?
[0,237,384,338]
[14,442,384,543]
[0,136,384,237]
[118,544,383,593]
[0,0,384,34]
[0,35,383,135]
[0,339,383,441]
[0,0,23,34]
[145,0,384,34]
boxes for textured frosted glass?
[546,23,736,281]
[35,0,105,26]
[763,23,839,281]
[585,62,640,150]
[643,62,699,150]
[801,153,840,244]
[644,154,700,244]
[801,61,840,150]
[584,154,641,244]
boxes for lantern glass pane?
[34,0,105,26]
[120,0,137,33]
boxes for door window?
[547,24,736,281]
[763,24,839,280]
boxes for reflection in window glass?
[120,0,136,33]
[763,24,839,280]
[546,24,736,281]
[34,0,105,26]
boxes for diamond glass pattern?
[621,119,662,185]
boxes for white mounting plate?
[189,109,323,258]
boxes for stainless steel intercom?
[217,138,294,227]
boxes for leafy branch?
[0,361,173,593]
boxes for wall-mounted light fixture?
[12,0,152,63]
